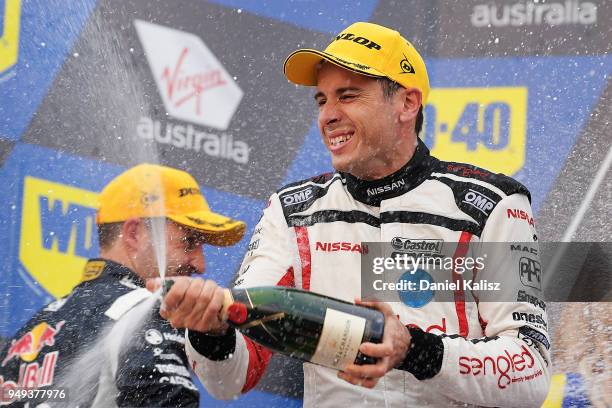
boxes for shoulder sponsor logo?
[471,1,597,28]
[134,20,248,164]
[462,189,496,215]
[366,179,406,197]
[459,345,542,389]
[334,33,381,50]
[517,290,546,311]
[145,329,164,345]
[510,244,538,255]
[512,312,547,330]
[82,260,106,282]
[315,242,368,254]
[507,208,535,228]
[281,187,313,206]
[2,321,65,366]
[519,257,541,290]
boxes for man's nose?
[319,99,341,127]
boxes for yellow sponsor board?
[20,177,99,298]
[424,87,527,175]
[0,0,21,74]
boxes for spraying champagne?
[218,286,385,371]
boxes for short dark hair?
[377,77,424,136]
[97,222,123,250]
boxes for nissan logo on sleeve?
[281,187,313,206]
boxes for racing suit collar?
[342,138,433,206]
[85,258,146,288]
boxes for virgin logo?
[459,345,536,389]
[160,47,226,116]
[135,20,243,130]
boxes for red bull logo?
[1,321,64,366]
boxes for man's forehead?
[315,63,375,91]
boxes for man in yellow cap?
[0,164,245,406]
[159,22,550,407]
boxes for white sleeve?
[401,193,551,407]
[185,193,297,400]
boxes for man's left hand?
[337,300,411,388]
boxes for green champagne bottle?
[220,286,385,371]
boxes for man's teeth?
[330,133,353,146]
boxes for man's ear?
[121,218,142,253]
[398,88,422,123]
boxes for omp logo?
[423,87,527,175]
[0,0,22,75]
[462,189,496,215]
[281,187,313,206]
[471,1,597,28]
[134,20,243,131]
[20,177,99,298]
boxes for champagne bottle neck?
[219,288,234,322]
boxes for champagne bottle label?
[311,308,366,370]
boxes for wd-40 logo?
[423,87,527,175]
[134,20,243,131]
[0,0,22,75]
[20,177,99,298]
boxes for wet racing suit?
[0,259,199,407]
[186,140,551,407]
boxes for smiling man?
[160,22,551,407]
[0,164,245,407]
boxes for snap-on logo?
[281,188,313,206]
[334,33,381,50]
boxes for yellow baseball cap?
[96,164,246,246]
[284,22,430,104]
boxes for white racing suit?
[186,140,551,407]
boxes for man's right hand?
[147,277,229,334]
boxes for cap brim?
[168,211,246,247]
[284,49,387,86]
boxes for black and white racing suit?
[0,259,199,407]
[186,140,551,407]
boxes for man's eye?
[316,99,326,107]
[182,236,199,250]
[340,94,356,101]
